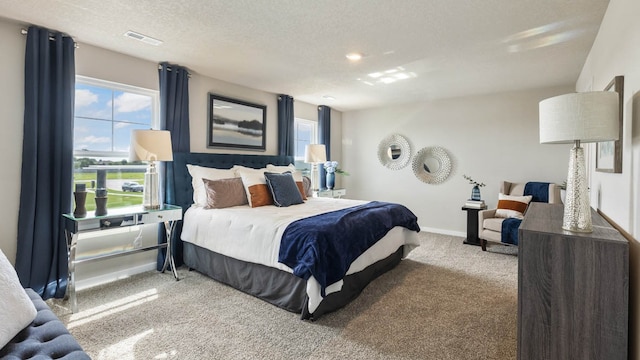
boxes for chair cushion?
[483,217,506,232]
[495,193,532,219]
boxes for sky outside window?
[74,83,152,154]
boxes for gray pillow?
[264,172,304,207]
[302,176,312,197]
[202,177,248,209]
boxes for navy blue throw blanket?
[279,201,420,296]
[501,218,522,245]
[524,182,550,203]
[501,182,550,245]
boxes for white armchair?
[478,181,561,251]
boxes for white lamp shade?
[304,144,327,163]
[129,130,174,162]
[539,91,619,144]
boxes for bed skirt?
[183,241,404,320]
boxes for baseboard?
[75,262,157,291]
[420,227,465,238]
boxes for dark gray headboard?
[168,152,295,214]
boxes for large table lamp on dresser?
[539,91,619,232]
[129,129,174,209]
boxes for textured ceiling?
[0,0,609,111]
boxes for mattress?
[181,197,420,313]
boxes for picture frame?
[207,93,266,151]
[596,75,624,173]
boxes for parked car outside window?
[122,181,144,192]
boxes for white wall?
[575,0,640,357]
[0,20,26,265]
[342,86,572,235]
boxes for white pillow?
[0,249,37,349]
[186,164,237,207]
[265,164,303,181]
[495,193,533,219]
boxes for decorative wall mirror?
[412,146,452,184]
[377,134,411,170]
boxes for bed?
[169,152,421,320]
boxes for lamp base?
[310,163,320,192]
[143,162,161,210]
[562,144,592,233]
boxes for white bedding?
[181,197,421,312]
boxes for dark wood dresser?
[518,203,628,360]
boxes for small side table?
[62,204,182,312]
[462,206,486,246]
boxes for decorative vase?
[470,185,481,201]
[326,172,335,190]
[94,196,108,216]
[73,191,87,218]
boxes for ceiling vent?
[124,31,163,46]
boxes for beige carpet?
[49,233,518,360]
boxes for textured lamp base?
[562,144,592,232]
[143,162,161,210]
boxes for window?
[73,76,159,210]
[293,118,317,174]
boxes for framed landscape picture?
[207,93,266,150]
[596,76,624,173]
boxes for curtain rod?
[158,64,192,78]
[21,28,79,48]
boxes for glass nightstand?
[313,188,346,198]
[62,204,182,312]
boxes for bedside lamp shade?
[304,144,327,164]
[539,91,619,233]
[304,144,327,192]
[130,130,174,209]
[129,130,174,162]
[540,92,619,144]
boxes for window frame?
[293,117,318,161]
[74,75,160,159]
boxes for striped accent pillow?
[236,167,274,208]
[496,193,532,219]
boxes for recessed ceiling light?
[322,95,336,101]
[124,30,163,46]
[345,52,363,61]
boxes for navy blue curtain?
[16,26,75,300]
[158,62,190,270]
[318,105,331,189]
[277,94,294,157]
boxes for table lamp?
[539,91,619,232]
[129,129,173,209]
[304,144,327,191]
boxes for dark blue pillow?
[264,172,304,207]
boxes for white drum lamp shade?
[304,144,327,191]
[129,130,174,209]
[539,91,619,232]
